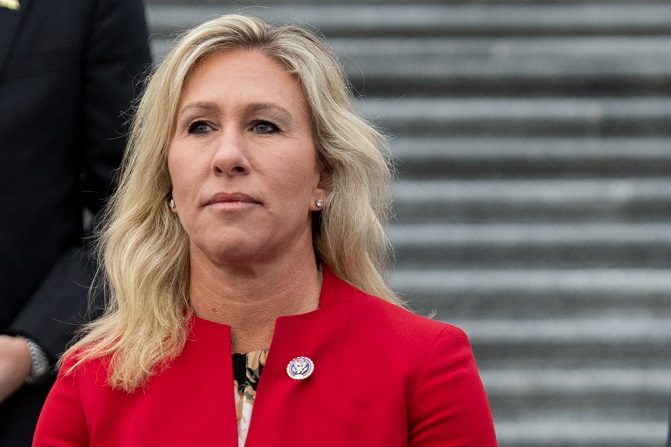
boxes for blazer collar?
[0,0,28,77]
[188,266,356,446]
[190,265,355,333]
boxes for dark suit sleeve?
[8,0,151,362]
[78,0,152,214]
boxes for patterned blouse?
[232,349,269,447]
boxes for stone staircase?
[145,1,671,445]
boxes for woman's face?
[167,49,326,268]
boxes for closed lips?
[204,192,261,206]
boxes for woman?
[34,15,497,447]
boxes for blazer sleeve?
[33,358,88,446]
[7,0,151,362]
[407,326,498,446]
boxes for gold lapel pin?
[0,0,20,11]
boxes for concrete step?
[455,318,671,369]
[332,37,671,95]
[359,97,671,137]
[393,179,671,223]
[145,3,671,38]
[496,420,667,447]
[391,269,671,319]
[484,369,671,422]
[391,137,671,179]
[150,34,671,95]
[388,223,671,268]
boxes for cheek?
[274,166,319,200]
[166,145,181,188]
[167,146,200,198]
[276,145,320,189]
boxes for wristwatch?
[22,338,50,384]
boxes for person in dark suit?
[0,0,151,444]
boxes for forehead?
[177,49,307,113]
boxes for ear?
[310,168,331,211]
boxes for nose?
[211,128,250,176]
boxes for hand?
[0,335,31,403]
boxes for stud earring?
[168,198,176,209]
[315,198,324,208]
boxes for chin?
[191,235,260,265]
[209,244,261,265]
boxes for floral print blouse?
[232,349,269,447]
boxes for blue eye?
[188,121,212,135]
[252,121,279,134]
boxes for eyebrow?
[177,101,220,117]
[177,101,293,121]
[245,103,292,119]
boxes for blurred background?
[144,0,671,446]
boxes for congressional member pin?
[286,356,314,380]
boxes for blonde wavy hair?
[65,14,397,391]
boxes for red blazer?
[34,269,497,446]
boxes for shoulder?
[332,283,497,445]
[326,274,498,442]
[57,350,113,392]
[328,273,471,359]
[334,271,462,333]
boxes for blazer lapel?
[0,0,29,77]
[244,270,355,446]
[244,304,353,446]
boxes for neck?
[189,251,322,353]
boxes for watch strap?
[22,337,50,384]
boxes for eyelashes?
[250,120,280,134]
[185,119,281,136]
[187,120,213,135]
